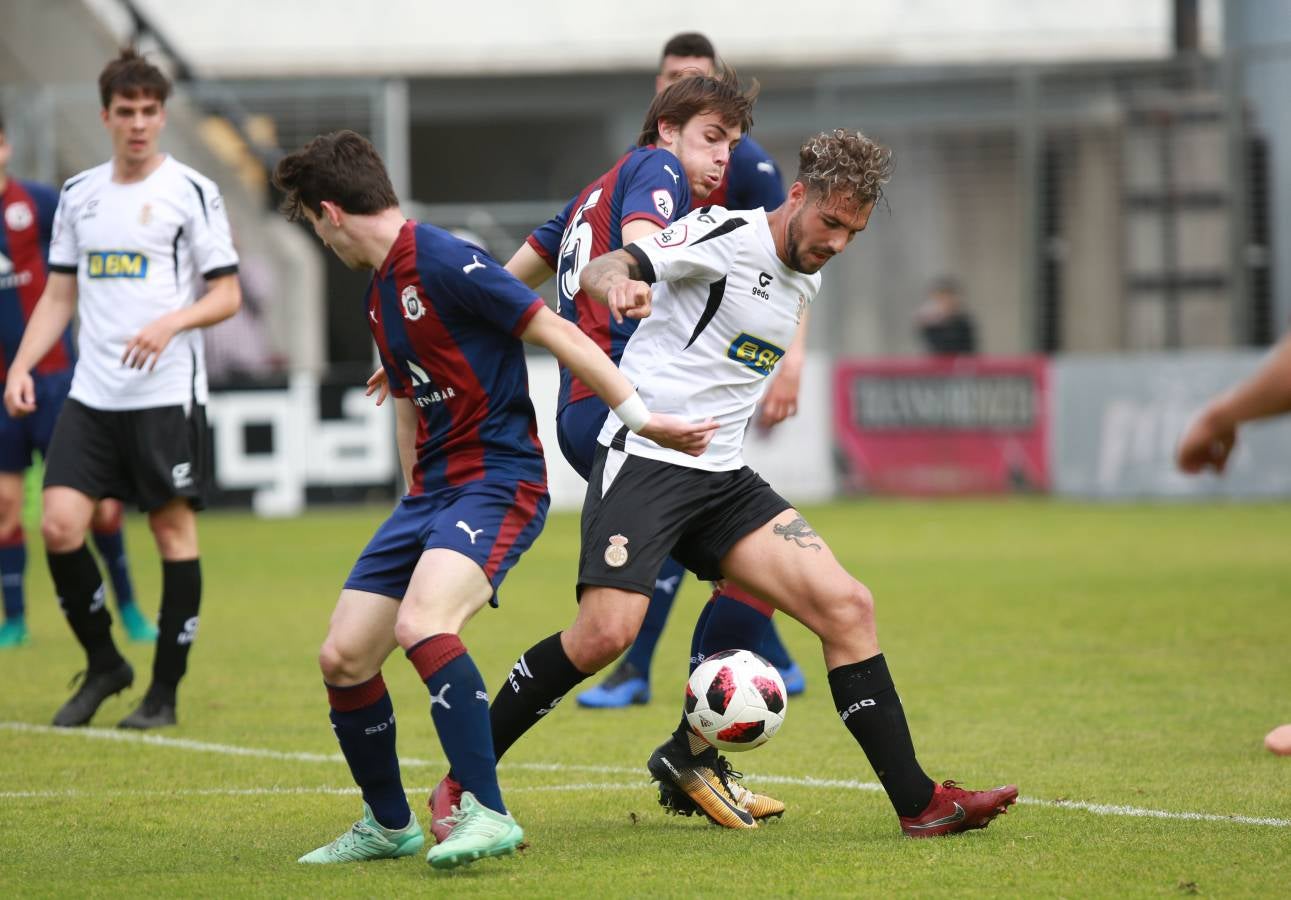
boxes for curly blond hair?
[795,129,892,205]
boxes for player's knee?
[567,620,636,672]
[0,497,22,536]
[317,638,373,684]
[40,514,83,552]
[816,578,876,636]
[148,515,195,557]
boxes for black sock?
[489,632,590,761]
[828,654,935,817]
[47,545,123,672]
[151,559,202,702]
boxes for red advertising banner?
[832,356,1051,495]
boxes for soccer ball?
[684,649,787,752]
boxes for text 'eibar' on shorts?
[344,479,550,607]
[577,443,791,597]
[42,398,210,512]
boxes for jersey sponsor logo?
[753,271,773,300]
[0,251,34,290]
[81,199,100,221]
[653,224,688,248]
[604,533,630,567]
[652,189,674,220]
[4,201,34,231]
[87,251,148,279]
[406,359,456,408]
[461,254,486,275]
[400,284,426,321]
[728,332,785,375]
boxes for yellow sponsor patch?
[727,333,784,375]
[87,251,148,278]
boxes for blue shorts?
[345,479,549,606]
[0,371,73,473]
[556,396,611,481]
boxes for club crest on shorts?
[401,284,426,321]
[604,534,630,568]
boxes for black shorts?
[43,398,210,512]
[578,444,791,596]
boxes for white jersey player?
[597,204,818,470]
[3,49,242,731]
[483,129,1019,840]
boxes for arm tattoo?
[773,517,822,551]
[581,249,641,299]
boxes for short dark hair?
[272,130,399,221]
[661,32,716,62]
[637,67,757,147]
[98,48,170,109]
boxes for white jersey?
[597,206,820,471]
[48,156,238,410]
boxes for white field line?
[3,721,1287,828]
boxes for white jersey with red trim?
[48,155,238,410]
[598,205,819,471]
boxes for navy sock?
[91,524,137,609]
[327,674,410,830]
[687,592,717,673]
[622,555,686,676]
[408,634,505,814]
[759,620,795,669]
[0,531,26,621]
[828,654,934,817]
[47,545,123,671]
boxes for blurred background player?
[0,112,150,650]
[575,30,807,711]
[3,50,242,727]
[273,130,712,868]
[1176,329,1291,757]
[915,275,978,355]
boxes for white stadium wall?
[115,0,1221,76]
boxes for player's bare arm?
[393,396,418,491]
[520,305,716,456]
[1177,331,1291,474]
[503,243,556,289]
[579,249,652,324]
[758,307,811,430]
[3,271,78,417]
[122,273,241,371]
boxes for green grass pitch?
[1,499,1288,897]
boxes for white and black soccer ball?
[684,649,787,752]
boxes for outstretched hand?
[606,279,653,324]
[1176,408,1236,474]
[637,414,718,457]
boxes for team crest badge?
[4,201,33,231]
[795,293,808,324]
[401,284,426,321]
[139,203,152,226]
[604,534,630,568]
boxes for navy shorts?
[556,395,610,481]
[0,370,73,473]
[345,478,550,606]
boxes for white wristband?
[613,393,651,433]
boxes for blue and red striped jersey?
[368,221,547,495]
[527,146,691,414]
[0,178,74,378]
